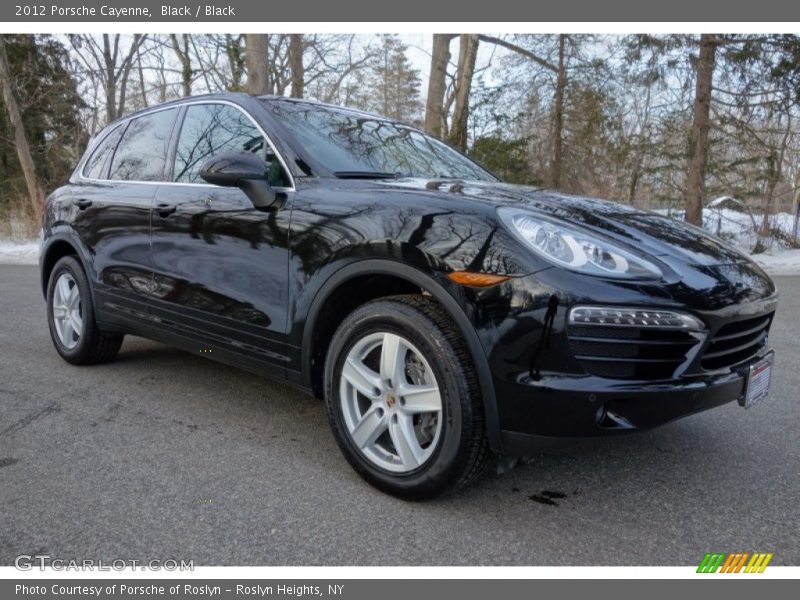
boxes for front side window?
[82,124,124,180]
[108,108,178,182]
[173,103,289,187]
[262,100,497,181]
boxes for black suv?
[41,93,778,498]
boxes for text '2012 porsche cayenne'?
[40,93,777,499]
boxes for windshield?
[262,100,497,181]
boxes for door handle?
[74,199,92,210]
[155,203,177,218]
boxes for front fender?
[296,258,505,453]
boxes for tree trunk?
[102,34,116,122]
[245,34,269,95]
[289,34,304,98]
[170,34,192,97]
[761,112,792,236]
[550,34,567,189]
[761,154,778,237]
[136,42,148,107]
[0,36,45,222]
[628,165,641,207]
[792,165,800,245]
[447,34,479,152]
[685,34,717,226]
[116,35,139,118]
[424,34,452,138]
[226,35,245,91]
[382,41,389,116]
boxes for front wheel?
[324,295,491,499]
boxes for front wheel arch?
[301,259,503,453]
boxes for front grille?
[567,324,702,380]
[701,313,773,371]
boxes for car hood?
[380,178,751,267]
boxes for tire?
[46,255,123,365]
[324,294,492,499]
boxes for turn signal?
[447,271,511,287]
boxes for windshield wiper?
[333,171,402,179]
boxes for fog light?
[569,306,704,330]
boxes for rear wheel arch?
[41,237,82,298]
[300,259,503,453]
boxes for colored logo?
[697,552,773,573]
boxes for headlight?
[498,208,662,280]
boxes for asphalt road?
[1,264,798,566]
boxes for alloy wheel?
[339,331,443,473]
[52,272,83,350]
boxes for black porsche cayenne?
[40,93,778,498]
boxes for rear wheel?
[324,295,491,499]
[46,256,123,365]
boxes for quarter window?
[108,108,178,182]
[82,125,123,180]
[173,103,289,187]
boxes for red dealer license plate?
[740,352,774,409]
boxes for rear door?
[73,107,179,332]
[148,101,294,378]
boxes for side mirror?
[199,152,279,210]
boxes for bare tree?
[551,34,568,188]
[185,34,245,92]
[448,34,479,151]
[225,34,246,91]
[169,34,193,97]
[424,34,454,138]
[68,34,145,123]
[267,35,291,95]
[245,34,269,95]
[685,34,717,225]
[304,35,378,105]
[478,35,565,187]
[290,34,304,98]
[0,35,45,221]
[134,41,148,107]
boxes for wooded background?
[1,33,798,245]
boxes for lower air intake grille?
[701,313,773,371]
[567,324,702,380]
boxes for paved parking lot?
[1,265,797,565]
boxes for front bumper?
[498,365,758,456]
[466,266,778,457]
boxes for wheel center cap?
[385,393,397,409]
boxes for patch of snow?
[707,195,737,208]
[655,206,800,275]
[751,249,800,276]
[0,240,39,265]
[701,207,796,251]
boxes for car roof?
[116,92,394,125]
[256,95,395,122]
[114,92,252,121]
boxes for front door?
[148,102,294,377]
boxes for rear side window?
[82,125,123,180]
[173,103,289,187]
[109,108,178,182]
